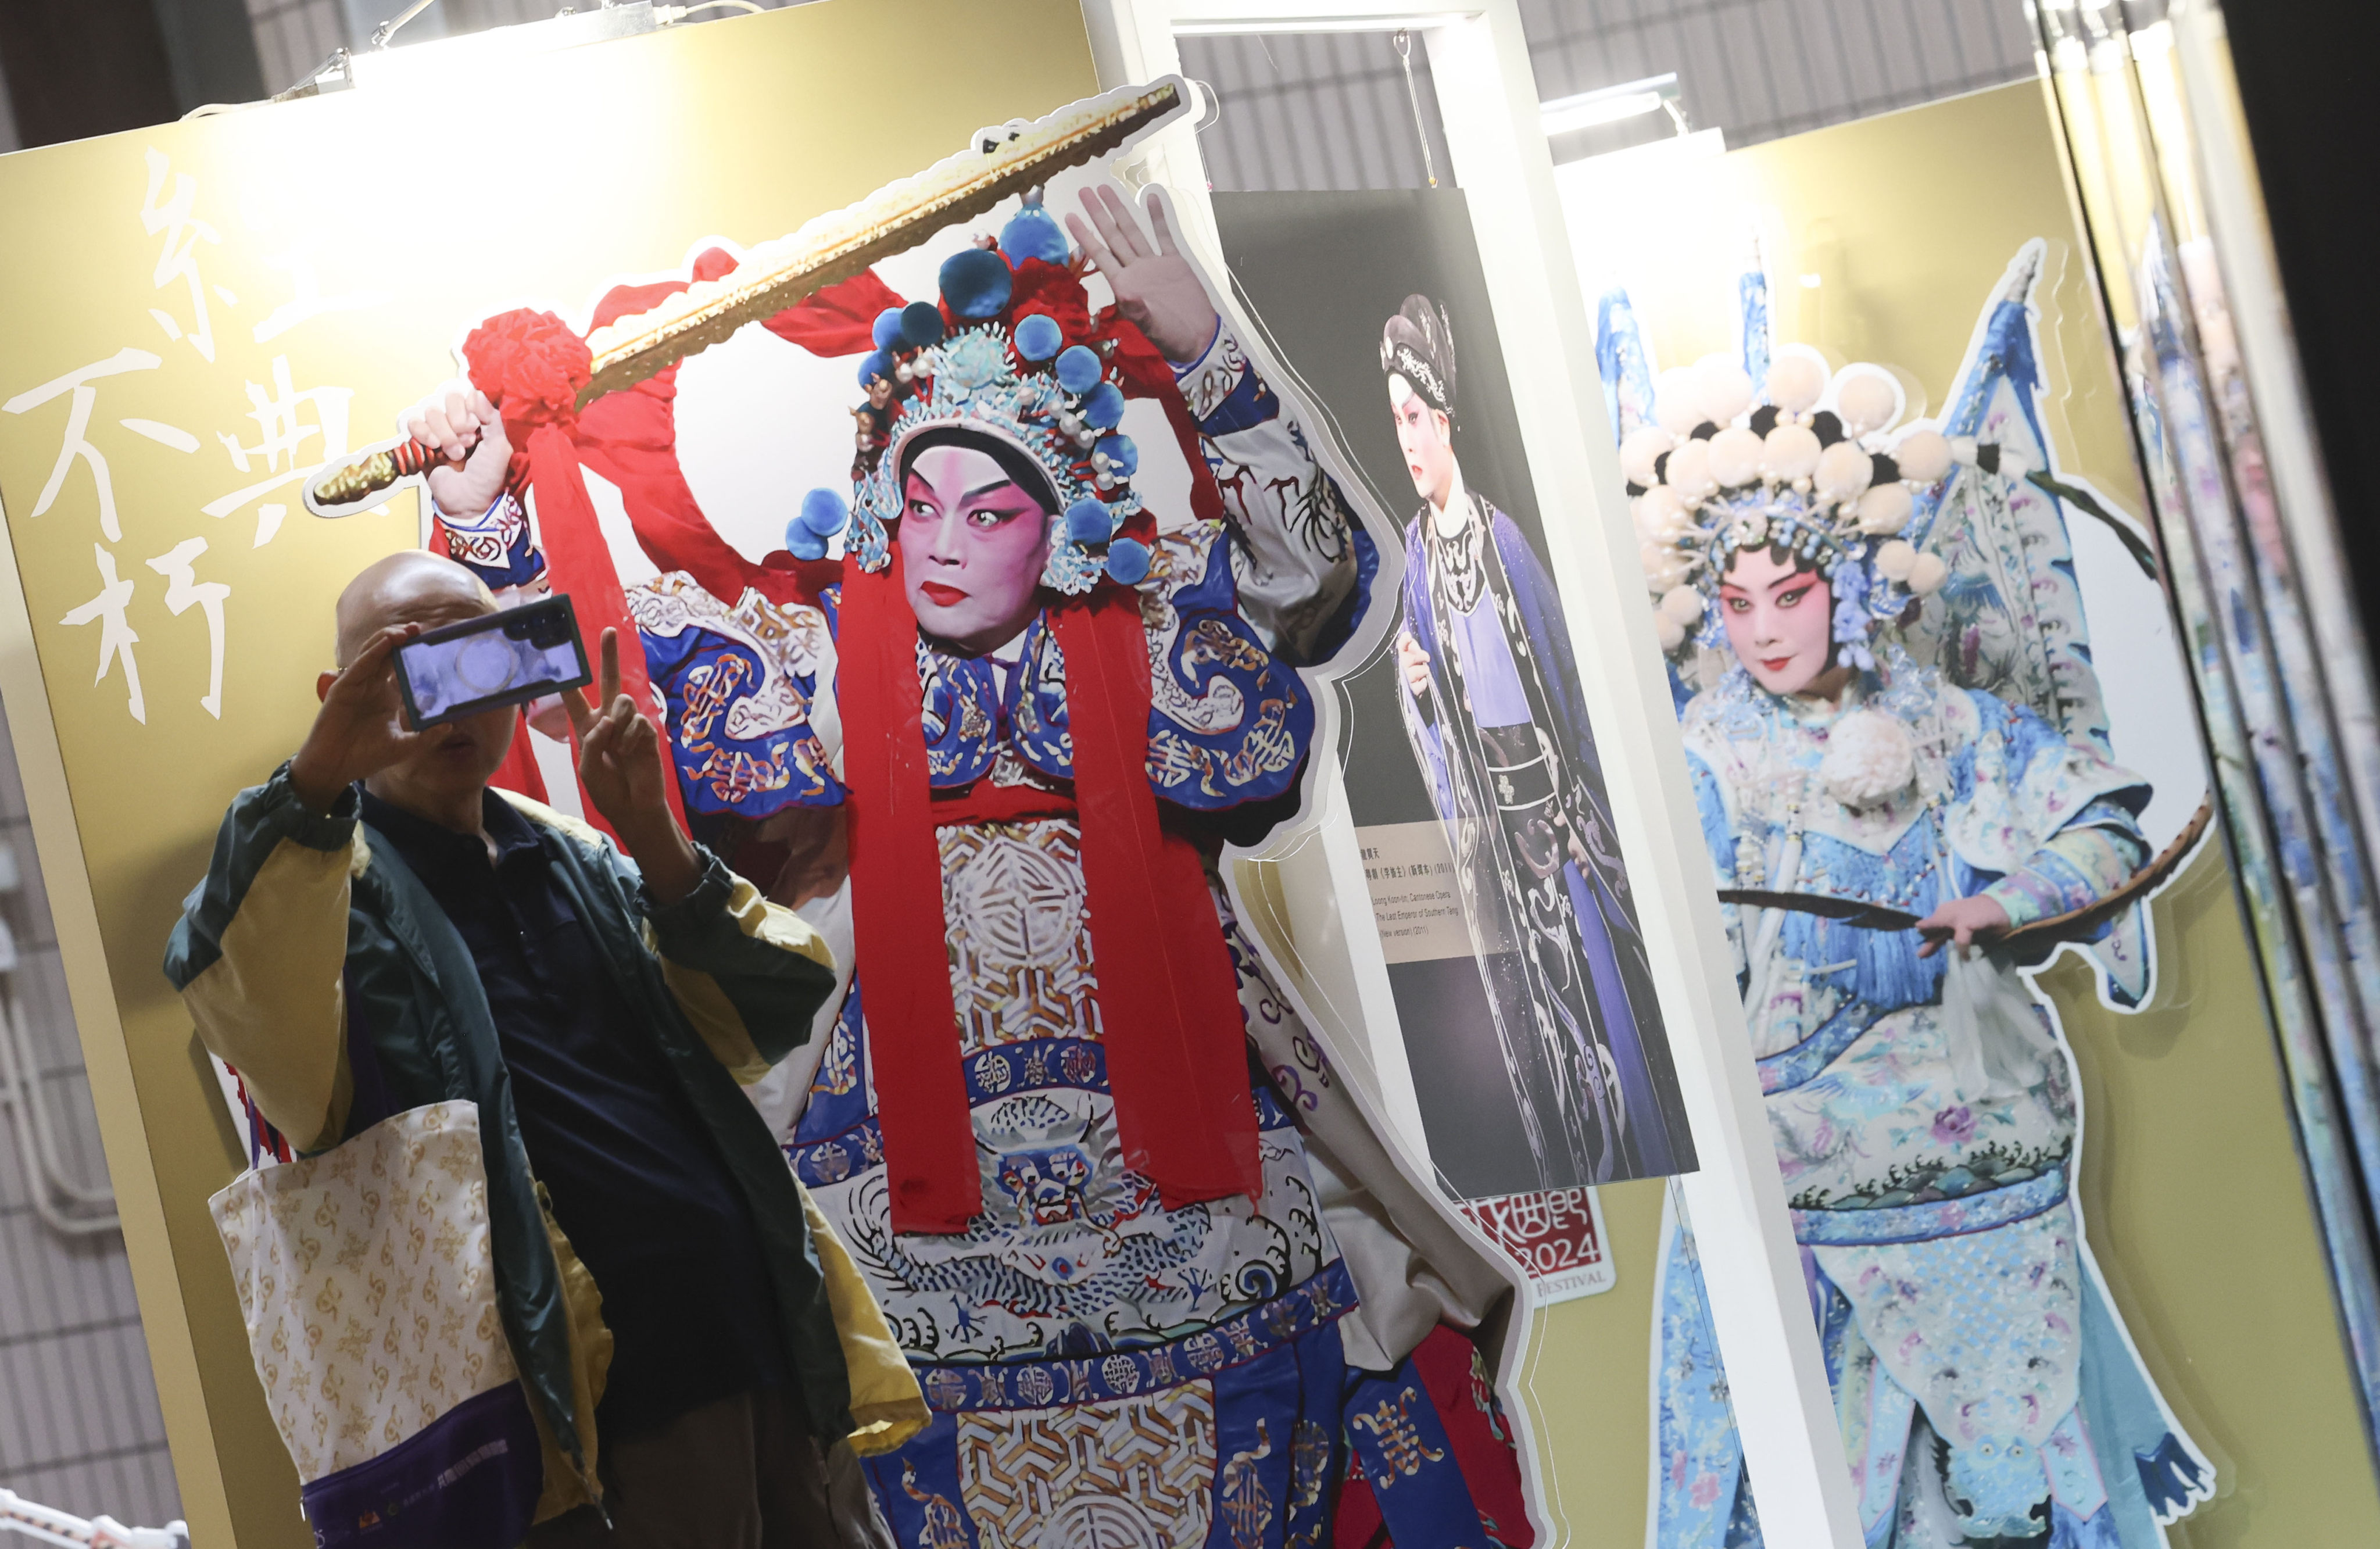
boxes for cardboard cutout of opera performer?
[1384,296,1687,1185]
[320,85,1540,1549]
[1610,255,2214,1546]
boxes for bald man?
[166,553,922,1547]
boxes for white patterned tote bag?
[209,1100,542,1548]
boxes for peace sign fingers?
[564,626,622,742]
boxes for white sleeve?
[1174,324,1359,661]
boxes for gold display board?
[1,14,2367,1543]
[1509,82,2379,1546]
[0,5,1100,1542]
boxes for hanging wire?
[1392,30,1440,188]
[0,841,117,1238]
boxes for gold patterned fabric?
[953,1386,1218,1549]
[209,1100,518,1483]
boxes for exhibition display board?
[0,0,2371,1545]
[2036,0,2380,1450]
[0,2,1811,1544]
[0,5,1115,1543]
[1555,78,2380,1546]
[1085,4,1863,1544]
[1104,6,2380,1543]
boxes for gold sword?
[305,435,463,516]
[300,78,1187,518]
[577,78,1183,405]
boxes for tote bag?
[210,1100,542,1548]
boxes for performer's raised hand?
[289,624,428,813]
[1067,186,1218,365]
[568,627,701,904]
[1914,894,2010,958]
[402,381,513,519]
[1396,630,1433,699]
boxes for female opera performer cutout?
[1628,352,2211,1547]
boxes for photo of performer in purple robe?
[1384,295,1692,1186]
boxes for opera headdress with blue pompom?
[843,189,1149,595]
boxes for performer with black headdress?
[1386,294,1690,1185]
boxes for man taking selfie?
[164,457,922,1546]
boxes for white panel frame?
[1080,3,1863,1546]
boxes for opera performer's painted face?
[898,438,1055,654]
[1388,374,1456,510]
[1719,543,1834,696]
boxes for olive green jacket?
[164,766,925,1521]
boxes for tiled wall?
[0,700,180,1529]
[1182,0,2036,192]
[243,0,804,95]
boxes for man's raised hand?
[289,625,427,813]
[567,628,701,903]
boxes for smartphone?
[393,593,593,730]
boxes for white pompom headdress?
[1629,345,1984,668]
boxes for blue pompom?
[1014,313,1064,362]
[870,307,906,350]
[1055,345,1103,395]
[1080,382,1125,430]
[784,523,830,561]
[1065,498,1113,546]
[799,488,849,536]
[900,301,946,348]
[939,248,1014,321]
[1105,537,1151,585]
[857,349,891,387]
[998,206,1072,267]
[1094,434,1138,477]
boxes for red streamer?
[838,549,980,1233]
[1048,588,1261,1208]
[520,422,686,841]
[457,264,1262,1229]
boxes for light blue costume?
[1653,660,2203,1548]
[1608,245,2213,1547]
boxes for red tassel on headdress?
[577,260,905,611]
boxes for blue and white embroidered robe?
[613,328,1527,1549]
[1654,663,2209,1549]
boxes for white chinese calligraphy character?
[60,545,144,724]
[2,349,164,542]
[148,537,229,717]
[253,251,387,345]
[140,148,220,363]
[204,354,354,546]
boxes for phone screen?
[394,595,592,729]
